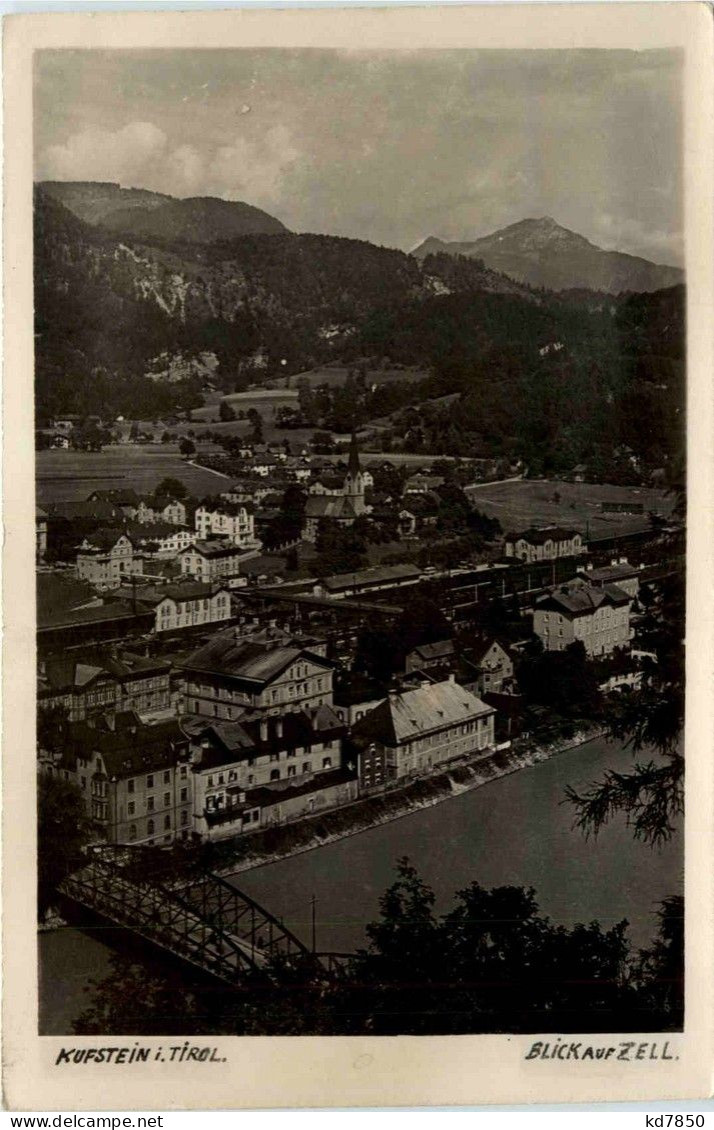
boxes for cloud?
[41,121,168,187]
[38,119,300,211]
[206,125,299,205]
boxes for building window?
[322,757,332,770]
[146,775,154,788]
[302,762,311,774]
[208,775,214,787]
[147,797,155,812]
[127,802,135,816]
[270,769,280,781]
[164,815,171,830]
[180,765,187,778]
[127,779,134,794]
[129,824,137,841]
[147,819,155,836]
[163,770,170,785]
[181,810,188,825]
[180,787,188,802]
[287,765,296,777]
[163,792,170,807]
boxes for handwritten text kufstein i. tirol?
[54,1045,227,1066]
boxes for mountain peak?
[411,215,682,294]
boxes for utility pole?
[311,893,317,954]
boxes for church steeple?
[343,432,366,515]
[347,431,361,476]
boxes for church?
[304,434,369,541]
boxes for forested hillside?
[34,185,685,478]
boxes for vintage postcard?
[3,3,713,1110]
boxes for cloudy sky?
[35,48,683,264]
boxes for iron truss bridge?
[59,844,351,986]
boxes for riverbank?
[207,724,606,880]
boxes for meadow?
[465,478,674,539]
[36,445,230,504]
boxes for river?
[39,735,682,1034]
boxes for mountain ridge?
[411,217,683,294]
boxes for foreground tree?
[70,860,683,1036]
[565,571,684,845]
[38,774,95,917]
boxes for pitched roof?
[322,562,420,592]
[186,540,243,559]
[468,637,512,668]
[78,527,131,552]
[72,716,188,778]
[408,638,455,662]
[133,581,228,606]
[181,629,334,687]
[535,579,631,616]
[305,495,358,520]
[352,679,494,746]
[507,526,582,545]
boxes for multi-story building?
[405,639,456,677]
[133,581,232,633]
[351,676,496,791]
[76,530,142,589]
[186,704,352,839]
[533,579,632,656]
[462,639,515,696]
[67,713,192,846]
[179,540,251,583]
[85,489,140,520]
[504,527,585,563]
[38,651,173,721]
[577,559,641,600]
[127,522,197,557]
[135,497,188,526]
[180,629,336,720]
[194,502,258,548]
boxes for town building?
[351,676,496,790]
[194,502,258,548]
[127,522,197,557]
[313,563,421,599]
[185,704,353,840]
[179,540,252,583]
[135,497,188,526]
[404,639,456,677]
[85,489,140,519]
[404,473,445,495]
[461,638,515,696]
[533,579,632,656]
[398,495,440,536]
[180,629,336,720]
[47,713,192,846]
[578,559,641,600]
[76,530,142,589]
[333,673,387,725]
[131,581,233,633]
[38,651,173,721]
[504,527,586,563]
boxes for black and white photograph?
[4,2,713,1110]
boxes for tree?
[153,477,188,501]
[219,400,236,422]
[565,571,684,845]
[38,774,95,917]
[179,437,196,458]
[315,523,367,577]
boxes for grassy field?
[465,479,675,538]
[36,446,231,504]
[283,366,429,390]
